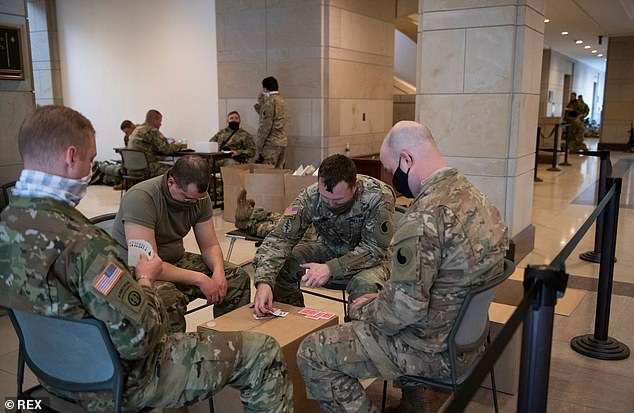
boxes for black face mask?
[228,122,240,131]
[392,158,415,198]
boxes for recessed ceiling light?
[575,40,583,44]
[584,45,591,49]
[561,31,569,35]
[591,50,597,53]
[544,19,550,23]
[598,53,604,57]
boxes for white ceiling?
[544,0,634,71]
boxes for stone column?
[0,0,35,184]
[417,0,545,260]
[26,0,62,106]
[215,0,394,169]
[600,36,634,149]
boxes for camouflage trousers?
[74,331,293,412]
[297,324,453,413]
[261,145,286,168]
[156,251,251,332]
[566,119,588,152]
[273,242,389,307]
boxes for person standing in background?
[254,76,288,168]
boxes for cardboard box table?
[197,303,338,412]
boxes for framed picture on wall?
[0,25,25,80]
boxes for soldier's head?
[577,95,584,102]
[145,109,162,129]
[262,76,279,92]
[380,121,446,198]
[166,155,210,204]
[18,105,96,180]
[570,92,577,101]
[120,119,135,136]
[227,111,241,131]
[317,154,358,214]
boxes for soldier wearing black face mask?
[209,110,256,166]
[252,154,396,318]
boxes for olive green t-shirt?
[112,175,213,263]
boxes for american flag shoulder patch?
[92,260,124,296]
[284,206,299,216]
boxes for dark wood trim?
[506,224,535,263]
[598,142,630,151]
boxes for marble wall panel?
[266,4,321,49]
[464,26,515,93]
[419,29,465,94]
[509,93,540,157]
[328,0,395,22]
[337,99,391,135]
[444,156,509,176]
[505,170,534,235]
[423,5,516,30]
[217,8,266,53]
[218,60,267,98]
[513,26,544,94]
[266,58,322,98]
[339,9,393,57]
[423,0,515,12]
[328,60,392,99]
[0,92,33,167]
[417,94,512,158]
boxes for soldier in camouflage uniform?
[297,121,508,413]
[210,111,256,167]
[128,109,182,177]
[0,105,293,413]
[254,76,288,168]
[570,95,590,152]
[252,154,396,317]
[235,188,283,237]
[112,156,251,331]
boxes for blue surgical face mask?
[392,158,414,198]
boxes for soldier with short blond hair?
[0,105,293,413]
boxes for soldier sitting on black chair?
[251,154,396,317]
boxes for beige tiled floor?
[2,143,634,411]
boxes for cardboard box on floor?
[197,303,338,413]
[284,174,317,206]
[221,164,273,223]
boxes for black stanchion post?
[517,265,568,413]
[534,126,543,182]
[547,124,561,171]
[561,123,572,166]
[580,150,614,263]
[571,178,630,360]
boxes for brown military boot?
[235,189,255,229]
[386,385,428,413]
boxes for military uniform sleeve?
[351,210,442,335]
[326,187,396,279]
[209,130,222,143]
[62,233,167,360]
[256,99,275,152]
[147,129,179,155]
[253,190,313,288]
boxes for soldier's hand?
[135,253,163,283]
[253,283,274,317]
[212,271,228,302]
[257,91,265,104]
[198,274,224,305]
[300,263,331,288]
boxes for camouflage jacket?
[0,196,169,398]
[253,175,395,288]
[254,94,288,151]
[128,123,180,165]
[210,127,256,162]
[351,168,508,375]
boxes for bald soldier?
[297,121,508,412]
[128,109,182,177]
[252,154,396,317]
[0,105,293,413]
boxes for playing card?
[128,239,154,266]
[271,308,288,317]
[252,313,275,320]
[298,308,321,316]
[319,312,336,320]
[306,312,326,320]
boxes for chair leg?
[342,290,349,322]
[208,396,214,413]
[381,380,388,413]
[489,367,499,413]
